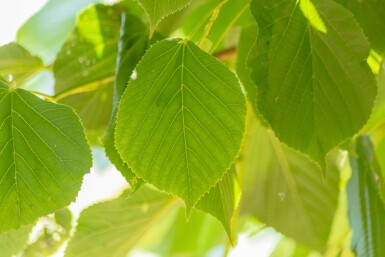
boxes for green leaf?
[0,81,92,232]
[0,225,32,257]
[0,43,43,86]
[64,187,175,257]
[240,114,340,251]
[53,4,122,135]
[334,0,385,54]
[104,12,149,189]
[248,0,376,164]
[347,135,385,257]
[115,39,246,211]
[236,24,258,114]
[17,0,99,64]
[137,0,192,32]
[196,165,241,241]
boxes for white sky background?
[0,1,281,256]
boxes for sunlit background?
[0,1,282,256]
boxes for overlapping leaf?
[104,12,149,189]
[0,81,92,232]
[17,0,99,63]
[0,225,32,257]
[248,0,376,164]
[240,114,340,251]
[347,136,385,257]
[0,43,43,86]
[136,0,192,32]
[54,4,122,135]
[64,187,174,257]
[196,165,241,241]
[116,39,246,211]
[334,0,385,54]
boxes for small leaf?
[196,165,241,242]
[0,81,92,232]
[104,12,149,189]
[116,39,246,212]
[0,43,43,86]
[16,0,99,63]
[64,187,174,257]
[0,225,32,257]
[137,0,192,32]
[347,135,385,257]
[54,4,122,135]
[248,0,376,164]
[240,113,340,251]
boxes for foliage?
[0,0,385,256]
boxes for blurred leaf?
[103,12,149,189]
[0,81,92,232]
[248,0,376,165]
[0,225,32,257]
[0,43,43,86]
[115,39,246,212]
[236,24,258,114]
[240,113,340,251]
[137,0,192,33]
[64,187,175,257]
[196,165,241,241]
[54,4,122,137]
[22,209,72,256]
[17,0,99,64]
[347,136,385,257]
[334,0,385,54]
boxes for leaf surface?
[116,39,246,211]
[0,43,43,86]
[248,0,376,164]
[0,81,92,232]
[347,136,385,257]
[64,187,174,257]
[0,225,32,257]
[196,165,241,241]
[240,114,340,251]
[137,0,192,32]
[53,4,123,136]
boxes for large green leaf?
[196,165,241,241]
[0,43,43,86]
[53,4,122,135]
[334,0,385,54]
[0,225,32,257]
[0,81,92,232]
[240,114,340,251]
[17,0,99,63]
[347,136,385,257]
[104,12,149,189]
[64,187,175,257]
[248,0,376,164]
[115,39,246,211]
[136,0,192,32]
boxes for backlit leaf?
[0,81,92,232]
[0,225,32,257]
[116,39,246,211]
[240,113,340,251]
[248,0,376,164]
[137,0,192,32]
[347,136,385,257]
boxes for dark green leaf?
[248,0,376,164]
[347,135,385,257]
[115,39,246,211]
[0,81,92,232]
